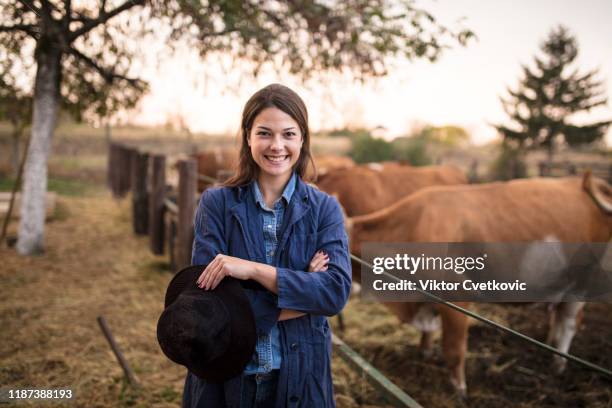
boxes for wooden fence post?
[168,216,177,272]
[177,159,197,270]
[114,145,132,198]
[149,154,166,254]
[131,150,149,235]
[538,161,548,177]
[108,144,130,198]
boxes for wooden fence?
[538,160,612,183]
[107,142,199,271]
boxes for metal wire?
[350,254,612,380]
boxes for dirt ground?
[336,300,612,408]
[1,126,611,407]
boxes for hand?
[308,250,329,272]
[197,254,255,290]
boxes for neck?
[257,171,292,207]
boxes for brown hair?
[223,84,316,187]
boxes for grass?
[0,176,95,196]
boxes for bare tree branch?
[68,0,145,42]
[0,24,38,37]
[62,0,72,31]
[17,0,40,14]
[66,45,145,90]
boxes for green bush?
[391,135,432,166]
[349,133,394,164]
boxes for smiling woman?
[183,84,352,408]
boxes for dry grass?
[0,192,186,407]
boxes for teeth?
[266,155,288,162]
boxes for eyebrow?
[255,126,297,131]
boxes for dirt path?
[0,192,185,407]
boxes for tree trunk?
[16,46,62,255]
[11,129,20,178]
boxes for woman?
[183,84,352,408]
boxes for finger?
[205,260,224,290]
[309,251,325,268]
[200,259,218,289]
[309,258,324,272]
[202,255,224,288]
[314,257,327,269]
[311,258,328,272]
[210,258,229,290]
[198,257,218,286]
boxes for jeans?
[239,370,279,408]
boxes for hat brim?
[161,265,256,383]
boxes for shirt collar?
[253,172,296,209]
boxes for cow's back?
[317,163,467,216]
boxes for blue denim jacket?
[184,175,351,408]
[243,173,296,374]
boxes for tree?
[495,25,611,162]
[1,0,473,255]
[0,68,32,177]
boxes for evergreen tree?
[496,25,611,161]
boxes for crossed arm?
[196,250,329,321]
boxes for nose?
[270,133,284,151]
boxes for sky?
[130,0,612,146]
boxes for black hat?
[157,265,256,383]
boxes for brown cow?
[346,173,612,395]
[317,163,467,216]
[193,147,239,190]
[310,154,355,178]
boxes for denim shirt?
[243,173,296,374]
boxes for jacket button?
[290,396,299,403]
[290,343,298,351]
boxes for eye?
[284,132,296,137]
[256,131,270,136]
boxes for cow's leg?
[440,304,469,397]
[546,302,585,374]
[419,331,436,358]
[410,305,441,358]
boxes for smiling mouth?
[264,155,289,163]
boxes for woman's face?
[248,107,303,180]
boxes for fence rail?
[539,160,612,183]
